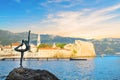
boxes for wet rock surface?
[6,67,59,80]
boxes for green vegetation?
[56,43,66,49]
[71,49,77,57]
[36,43,52,52]
[36,43,66,52]
[37,43,66,49]
[37,43,52,48]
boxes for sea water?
[0,56,120,80]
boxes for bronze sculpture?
[14,30,30,67]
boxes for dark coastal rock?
[6,67,59,80]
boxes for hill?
[1,29,120,56]
[0,30,37,45]
[0,29,87,45]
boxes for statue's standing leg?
[20,52,24,67]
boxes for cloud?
[14,0,21,3]
[39,0,103,9]
[31,3,120,39]
[39,0,83,8]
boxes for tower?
[52,43,56,48]
[37,34,41,46]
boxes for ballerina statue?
[14,30,31,67]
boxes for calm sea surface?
[0,56,120,80]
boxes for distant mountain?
[1,29,120,55]
[91,38,120,56]
[0,29,20,45]
[32,34,87,45]
[41,34,87,44]
[0,30,37,45]
[0,29,87,45]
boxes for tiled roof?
[12,42,20,46]
[4,46,11,49]
[39,48,70,51]
[39,48,57,50]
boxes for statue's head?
[22,40,24,42]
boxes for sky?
[0,0,120,39]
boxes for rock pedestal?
[6,67,59,80]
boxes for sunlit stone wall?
[64,40,96,57]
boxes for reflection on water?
[0,57,120,80]
[75,59,95,80]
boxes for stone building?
[64,40,96,57]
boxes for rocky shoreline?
[6,67,59,80]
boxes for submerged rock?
[6,67,59,80]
